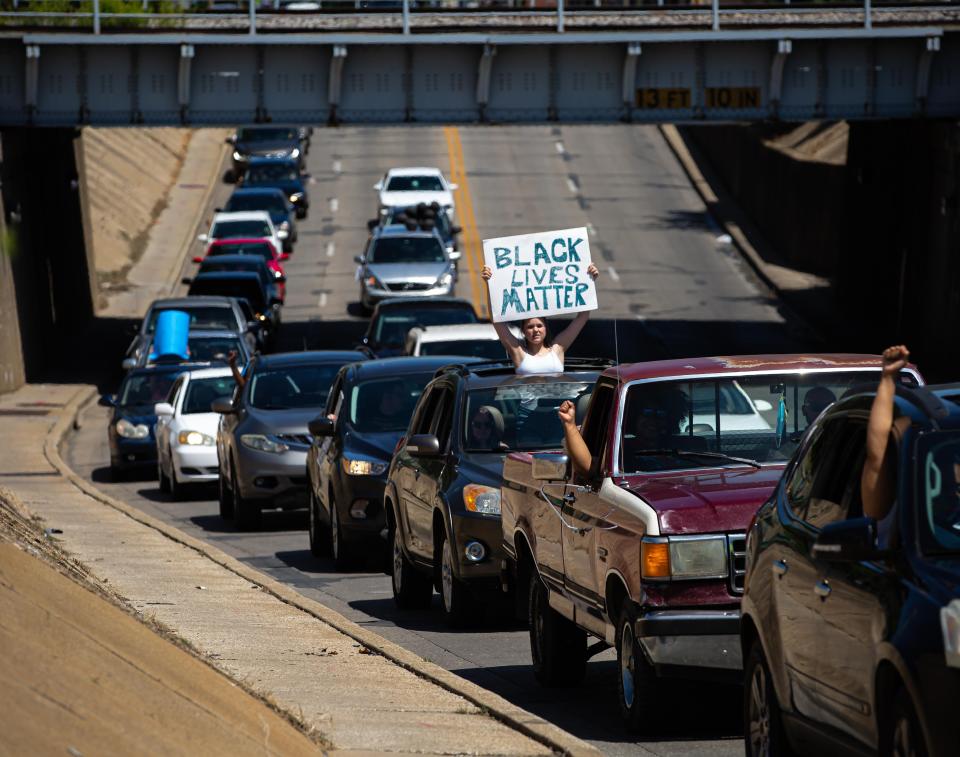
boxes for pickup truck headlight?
[942,599,960,668]
[116,418,149,439]
[641,536,728,580]
[178,430,214,447]
[342,458,387,476]
[463,484,500,516]
[240,434,288,454]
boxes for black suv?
[356,297,479,358]
[385,359,608,625]
[742,382,960,757]
[306,356,480,570]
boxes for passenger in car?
[801,386,837,427]
[467,405,506,451]
[862,344,912,521]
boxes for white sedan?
[155,367,236,499]
[198,210,283,259]
[404,323,515,360]
[374,167,458,220]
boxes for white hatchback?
[404,323,512,361]
[374,167,458,220]
[198,210,283,258]
[155,367,237,498]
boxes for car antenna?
[613,314,624,477]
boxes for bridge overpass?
[0,2,958,125]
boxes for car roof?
[213,211,272,222]
[436,359,608,390]
[229,187,287,197]
[199,254,268,267]
[385,167,444,177]
[409,323,499,342]
[254,351,365,369]
[373,297,476,313]
[346,356,482,381]
[150,296,236,309]
[605,354,921,384]
[179,366,235,381]
[247,156,299,166]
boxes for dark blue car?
[240,157,309,219]
[223,187,297,252]
[742,382,960,757]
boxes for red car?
[194,238,289,302]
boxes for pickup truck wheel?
[308,488,330,557]
[744,640,793,756]
[218,466,233,519]
[528,576,587,686]
[617,602,662,730]
[439,531,474,627]
[391,525,432,609]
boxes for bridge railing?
[0,0,954,35]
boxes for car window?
[324,372,345,423]
[419,340,505,360]
[147,306,236,333]
[244,165,298,183]
[431,388,455,450]
[182,376,236,415]
[373,307,477,346]
[226,195,287,214]
[168,376,185,408]
[385,175,444,192]
[212,220,271,239]
[186,336,242,364]
[368,236,445,264]
[349,375,432,434]
[803,419,866,529]
[918,431,960,554]
[583,383,615,470]
[119,372,180,406]
[409,386,441,437]
[237,127,298,142]
[248,363,344,410]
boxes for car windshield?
[373,307,477,346]
[618,370,920,473]
[225,195,287,214]
[464,381,594,452]
[248,363,344,410]
[384,209,451,238]
[244,165,298,183]
[119,372,179,407]
[209,242,274,262]
[212,220,271,239]
[420,340,504,360]
[188,279,265,309]
[369,237,445,264]
[185,336,242,364]
[919,431,960,554]
[146,306,236,333]
[348,374,432,433]
[385,175,444,192]
[182,375,236,415]
[237,127,298,142]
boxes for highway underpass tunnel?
[0,128,96,391]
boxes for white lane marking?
[566,177,578,194]
[332,160,342,174]
[329,197,339,213]
[608,266,621,282]
[318,293,328,308]
[555,141,565,154]
[586,223,597,238]
[325,241,335,257]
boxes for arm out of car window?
[861,345,909,520]
[559,400,592,476]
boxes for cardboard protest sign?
[482,227,598,323]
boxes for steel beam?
[865,39,877,117]
[476,44,496,122]
[178,43,194,124]
[768,39,791,119]
[815,42,827,119]
[915,35,940,115]
[255,46,266,121]
[24,43,39,122]
[327,44,347,125]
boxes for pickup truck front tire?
[617,601,660,730]
[528,576,587,686]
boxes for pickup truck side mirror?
[811,517,887,562]
[307,416,335,437]
[154,402,174,417]
[532,453,569,481]
[211,397,236,415]
[406,434,440,457]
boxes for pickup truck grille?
[727,533,747,595]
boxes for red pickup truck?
[500,355,923,729]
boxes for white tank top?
[516,347,564,375]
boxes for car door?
[408,386,455,559]
[157,375,185,466]
[395,386,441,560]
[314,372,345,521]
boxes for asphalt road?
[75,124,819,756]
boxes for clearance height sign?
[635,87,761,109]
[482,227,598,323]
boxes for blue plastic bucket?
[151,310,190,362]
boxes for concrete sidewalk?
[0,383,599,757]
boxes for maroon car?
[500,354,923,730]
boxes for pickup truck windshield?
[464,381,593,452]
[618,370,918,473]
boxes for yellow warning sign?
[635,88,691,109]
[705,87,762,109]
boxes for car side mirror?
[154,402,174,417]
[181,277,193,285]
[373,182,382,191]
[308,416,335,437]
[98,394,116,408]
[448,182,459,191]
[451,225,463,235]
[532,453,569,481]
[121,358,136,371]
[214,207,223,213]
[197,233,208,243]
[211,397,235,415]
[367,219,378,232]
[353,255,365,265]
[191,256,203,264]
[812,517,885,562]
[279,253,290,261]
[406,434,440,457]
[225,136,235,144]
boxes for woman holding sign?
[481,262,599,374]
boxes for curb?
[658,124,824,344]
[46,388,603,757]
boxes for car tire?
[528,575,587,687]
[233,463,261,532]
[617,601,661,731]
[329,496,356,571]
[308,487,330,557]
[883,689,928,757]
[744,640,793,756]
[295,207,306,220]
[168,451,185,501]
[158,460,171,494]
[218,465,234,520]
[438,529,474,627]
[391,523,432,610]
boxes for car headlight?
[342,458,387,476]
[289,192,303,203]
[290,147,300,159]
[435,272,454,288]
[178,430,214,446]
[116,418,149,439]
[463,484,501,516]
[273,269,284,279]
[232,150,242,161]
[365,274,384,290]
[240,434,288,454]
[641,536,727,580]
[941,599,960,668]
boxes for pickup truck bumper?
[637,609,742,671]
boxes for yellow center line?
[443,126,488,319]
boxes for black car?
[187,271,281,338]
[223,188,298,251]
[741,382,960,757]
[385,359,607,625]
[101,363,200,478]
[227,125,303,178]
[241,157,309,219]
[188,254,284,306]
[357,297,479,358]
[306,356,482,570]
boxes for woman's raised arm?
[552,263,600,355]
[482,265,524,365]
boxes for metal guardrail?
[0,0,956,34]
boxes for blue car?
[240,157,309,219]
[223,187,298,252]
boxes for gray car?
[355,226,457,313]
[214,351,363,531]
